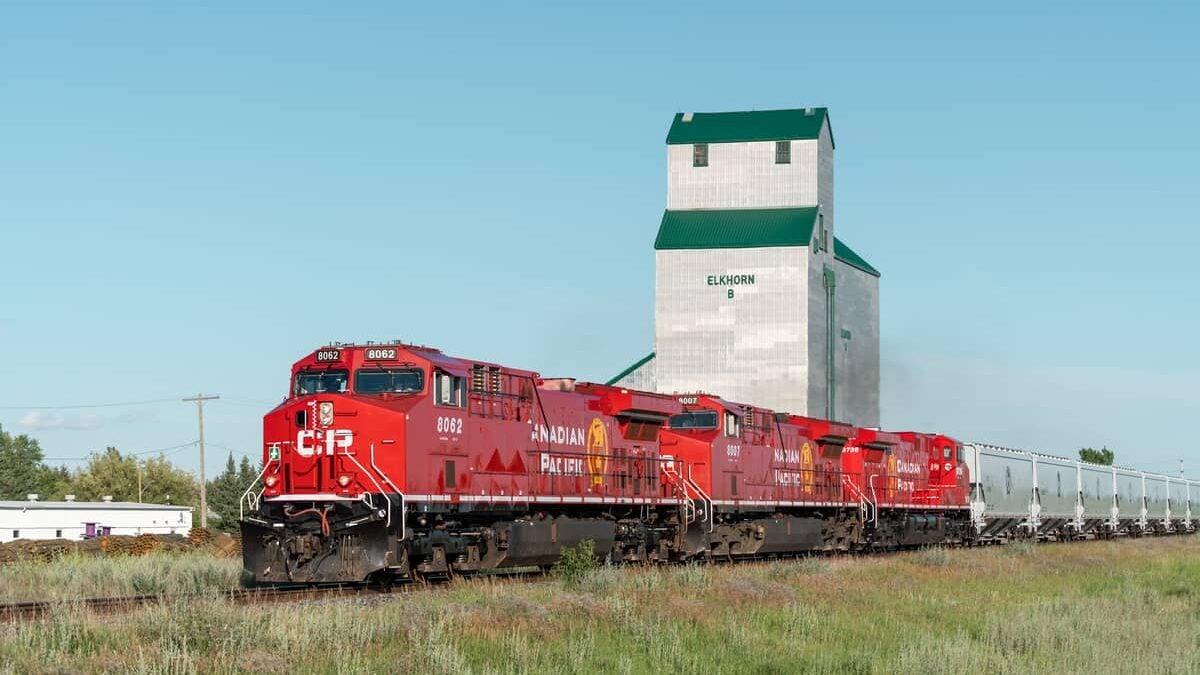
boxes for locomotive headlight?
[264,475,278,488]
[337,474,353,488]
[318,401,334,426]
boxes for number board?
[315,349,341,362]
[365,348,397,360]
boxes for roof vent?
[682,112,694,123]
[64,494,76,502]
[26,494,39,502]
[804,108,814,116]
[102,495,113,503]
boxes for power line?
[132,440,198,457]
[208,442,256,457]
[216,396,280,408]
[0,397,183,410]
[41,440,198,462]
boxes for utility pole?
[137,461,142,503]
[183,394,220,528]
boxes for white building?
[611,108,881,427]
[0,496,193,543]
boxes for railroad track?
[0,587,361,623]
[5,533,1184,624]
[0,571,546,624]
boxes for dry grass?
[0,552,242,603]
[1,537,1199,674]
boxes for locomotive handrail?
[842,474,876,527]
[370,442,406,540]
[661,459,708,531]
[526,375,554,455]
[867,474,881,527]
[687,464,714,533]
[342,443,392,528]
[239,459,277,520]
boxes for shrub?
[914,546,953,568]
[552,539,598,588]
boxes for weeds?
[0,552,241,603]
[1007,539,1038,557]
[913,546,953,567]
[1,537,1198,673]
[551,539,598,588]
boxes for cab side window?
[434,371,466,407]
[724,412,741,438]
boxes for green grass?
[2,537,1199,674]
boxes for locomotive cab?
[242,344,448,584]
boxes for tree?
[70,447,138,502]
[204,454,263,532]
[71,447,198,507]
[237,455,260,489]
[206,454,244,532]
[36,464,73,501]
[1079,446,1114,465]
[0,425,53,500]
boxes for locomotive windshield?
[294,369,349,395]
[668,410,718,429]
[355,368,424,395]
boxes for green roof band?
[832,238,881,277]
[605,352,655,386]
[666,108,832,146]
[655,207,819,250]
[654,208,880,278]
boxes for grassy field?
[1,536,1199,674]
[0,552,242,603]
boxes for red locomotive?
[240,343,970,584]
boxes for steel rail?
[0,571,546,624]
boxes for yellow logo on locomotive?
[887,453,898,494]
[800,442,815,495]
[585,418,609,487]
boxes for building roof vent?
[682,112,694,123]
[804,107,815,116]
[26,494,39,502]
[65,494,76,502]
[102,495,113,503]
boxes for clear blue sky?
[1,2,1197,477]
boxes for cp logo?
[296,429,354,457]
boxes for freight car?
[964,444,1198,541]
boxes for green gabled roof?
[655,207,818,250]
[666,108,832,146]
[833,238,881,278]
[605,352,655,386]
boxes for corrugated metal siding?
[667,139,821,210]
[834,261,881,427]
[655,247,808,415]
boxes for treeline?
[0,424,257,533]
